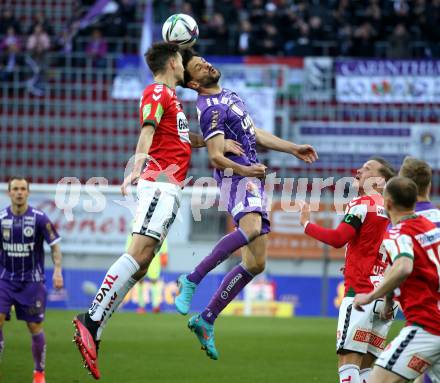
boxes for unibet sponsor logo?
[3,242,35,257]
[95,274,119,303]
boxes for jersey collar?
[396,213,418,224]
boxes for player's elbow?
[330,235,348,249]
[209,153,224,169]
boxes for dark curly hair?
[181,48,199,87]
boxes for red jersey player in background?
[300,157,396,383]
[71,42,242,379]
[354,176,440,383]
[399,158,440,383]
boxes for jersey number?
[427,245,440,293]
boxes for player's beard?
[201,67,221,88]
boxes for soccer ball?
[162,14,199,48]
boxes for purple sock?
[32,332,46,372]
[201,264,254,324]
[187,229,249,284]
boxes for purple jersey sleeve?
[39,213,60,246]
[199,105,227,141]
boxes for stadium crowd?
[157,0,440,57]
[1,0,439,92]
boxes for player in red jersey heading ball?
[72,42,242,379]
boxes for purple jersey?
[415,201,440,228]
[0,206,60,282]
[197,88,258,181]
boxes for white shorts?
[375,326,440,381]
[132,179,181,245]
[336,297,395,357]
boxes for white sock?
[359,368,371,383]
[96,276,137,341]
[339,364,361,383]
[88,253,139,321]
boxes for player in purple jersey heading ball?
[174,49,318,359]
[0,177,63,383]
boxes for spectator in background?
[27,24,51,58]
[26,24,51,96]
[425,0,440,57]
[237,19,252,55]
[336,22,352,56]
[387,23,411,58]
[246,0,265,26]
[27,11,54,37]
[308,15,325,55]
[256,3,283,55]
[351,21,376,57]
[204,13,229,55]
[364,0,383,39]
[0,8,21,36]
[86,28,108,68]
[0,26,21,81]
[215,0,238,27]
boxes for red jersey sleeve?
[139,84,170,129]
[305,221,357,248]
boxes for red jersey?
[343,194,390,296]
[139,83,191,185]
[383,215,440,336]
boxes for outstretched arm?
[300,202,358,248]
[255,128,318,164]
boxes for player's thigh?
[0,313,6,330]
[238,212,262,239]
[336,297,377,359]
[14,282,47,323]
[375,326,440,381]
[426,358,440,383]
[368,299,396,357]
[360,352,377,369]
[0,279,14,321]
[131,180,180,263]
[338,349,364,368]
[369,365,407,383]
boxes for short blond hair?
[399,157,432,196]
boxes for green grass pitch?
[1,310,404,383]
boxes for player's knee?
[244,259,266,275]
[133,267,148,281]
[27,322,43,335]
[240,225,262,242]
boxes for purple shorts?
[218,175,271,235]
[0,279,47,323]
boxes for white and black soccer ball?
[162,14,199,48]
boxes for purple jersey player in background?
[0,177,63,383]
[399,157,440,383]
[174,49,318,360]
